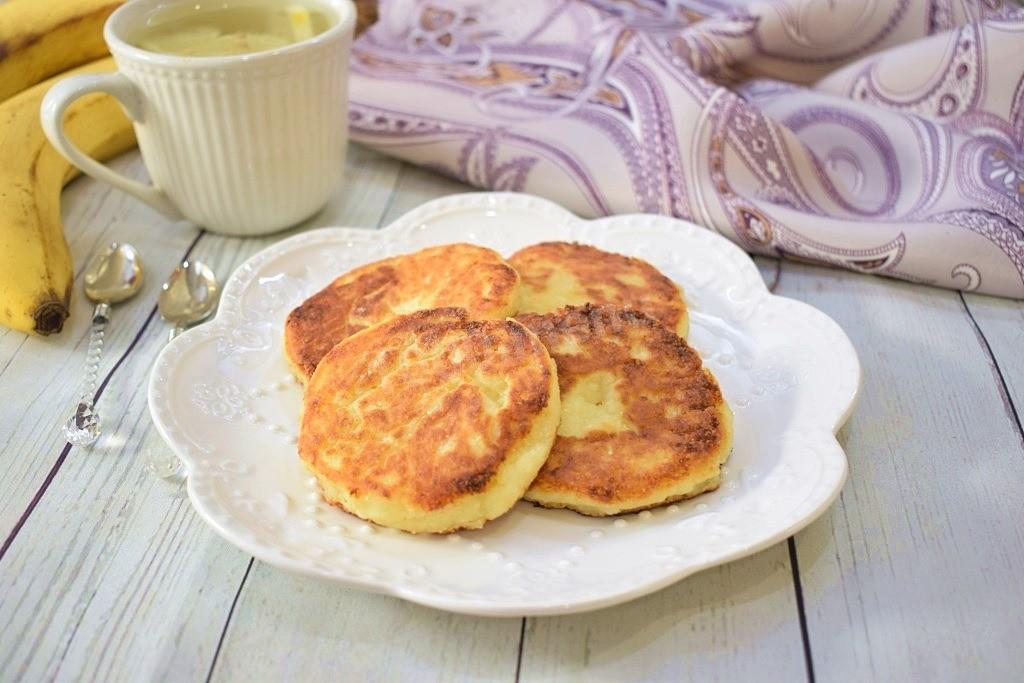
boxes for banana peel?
[0,57,135,335]
[0,0,123,103]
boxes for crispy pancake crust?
[299,308,560,533]
[285,243,521,381]
[518,305,732,516]
[509,242,689,338]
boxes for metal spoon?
[147,259,219,483]
[63,242,144,447]
[158,259,219,340]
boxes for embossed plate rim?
[148,191,861,616]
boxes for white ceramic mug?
[41,0,354,236]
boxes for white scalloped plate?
[148,192,860,616]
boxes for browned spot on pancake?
[509,242,688,337]
[518,304,729,513]
[285,243,520,380]
[285,266,397,378]
[299,308,555,516]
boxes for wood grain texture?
[393,169,806,683]
[519,545,807,682]
[208,161,525,683]
[775,263,1024,681]
[2,141,1023,683]
[0,145,412,681]
[0,155,198,537]
[519,253,799,683]
[379,164,471,221]
[961,293,1024,438]
[210,565,521,683]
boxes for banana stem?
[63,303,109,447]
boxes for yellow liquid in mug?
[132,0,334,57]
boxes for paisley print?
[451,131,539,191]
[350,0,1024,298]
[749,0,912,65]
[951,262,982,291]
[848,23,983,122]
[932,210,1024,288]
[982,146,1024,204]
[957,138,1024,231]
[725,97,819,214]
[782,106,901,217]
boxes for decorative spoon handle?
[152,321,188,482]
[63,302,110,447]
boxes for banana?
[0,0,123,102]
[0,57,135,335]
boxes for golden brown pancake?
[285,243,521,381]
[517,305,731,516]
[299,308,560,534]
[509,242,689,338]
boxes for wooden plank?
[961,293,1024,434]
[775,263,1024,681]
[376,164,786,293]
[0,145,402,540]
[564,183,794,679]
[0,399,251,681]
[216,173,800,682]
[378,164,470,222]
[519,545,807,682]
[0,154,199,537]
[210,564,521,683]
[209,163,522,683]
[517,246,795,682]
[375,165,785,295]
[0,144,405,681]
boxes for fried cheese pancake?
[299,308,560,534]
[509,242,689,338]
[285,243,521,381]
[517,305,731,516]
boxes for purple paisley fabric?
[349,0,1024,298]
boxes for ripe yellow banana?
[0,0,123,102]
[0,57,135,335]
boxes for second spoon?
[158,259,218,340]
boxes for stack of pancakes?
[287,242,732,534]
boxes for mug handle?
[40,72,182,219]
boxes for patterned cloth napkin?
[349,0,1024,298]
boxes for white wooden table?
[1,145,1022,682]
